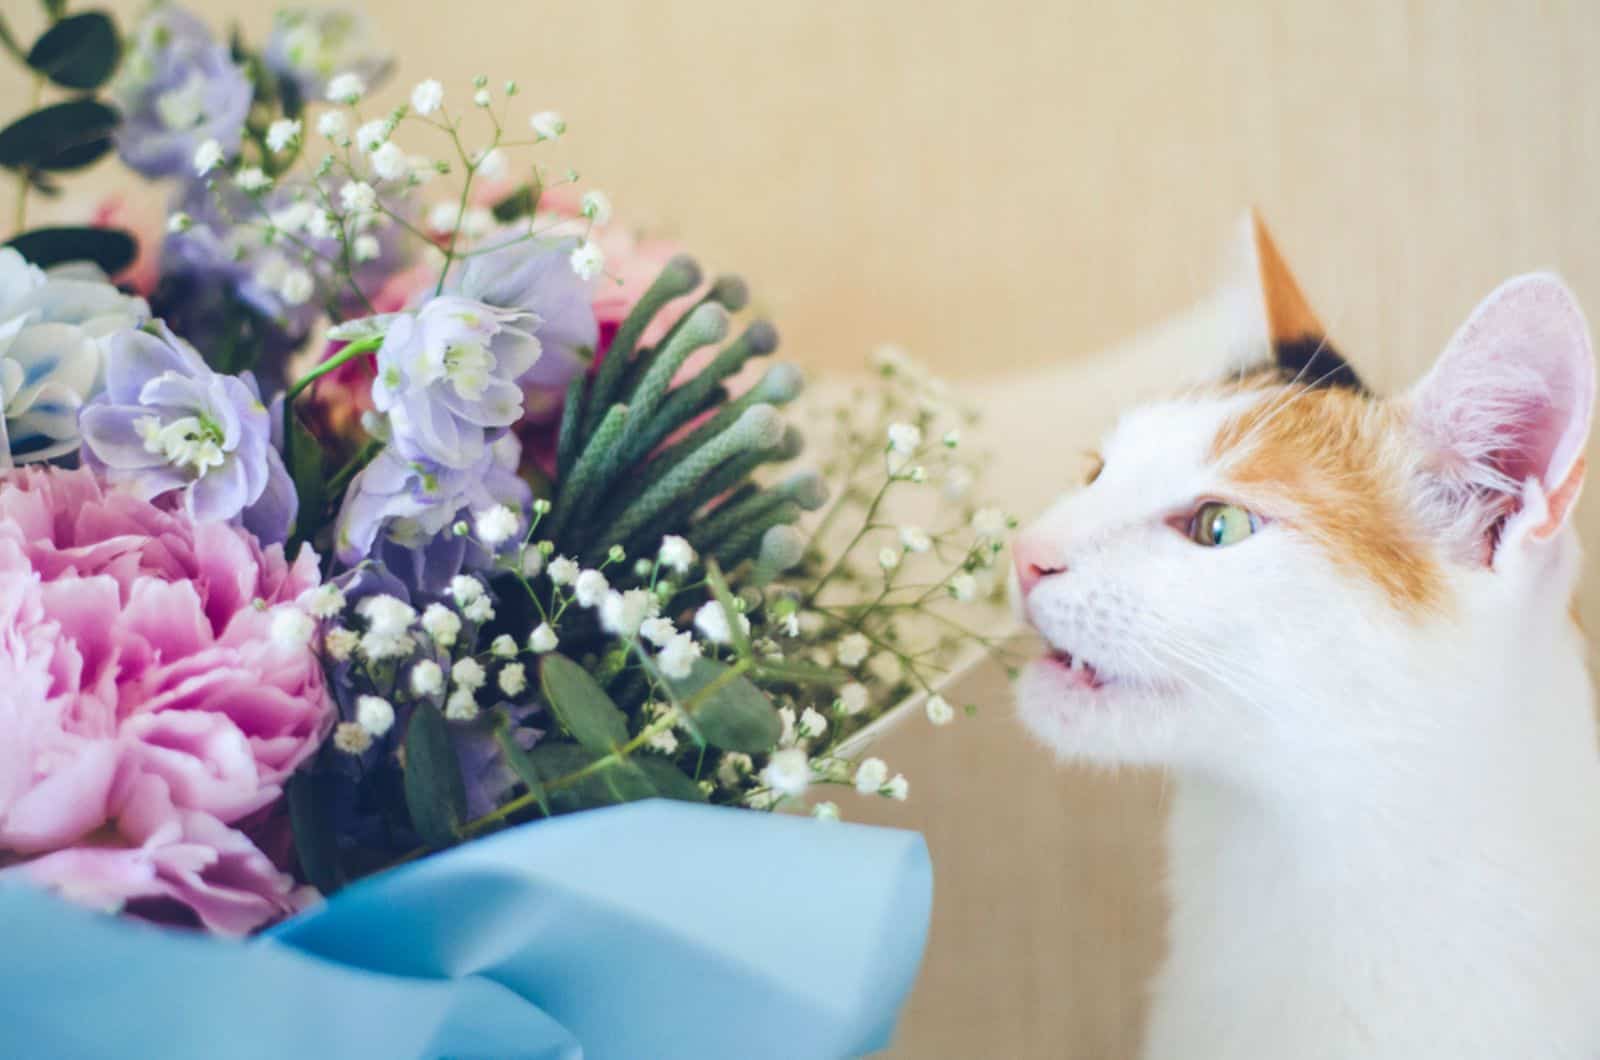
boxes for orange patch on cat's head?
[1210,384,1446,616]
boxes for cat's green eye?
[1190,502,1258,548]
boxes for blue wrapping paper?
[0,800,931,1059]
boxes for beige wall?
[8,2,1600,1056]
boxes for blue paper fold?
[0,800,931,1060]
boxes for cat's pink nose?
[1013,533,1068,597]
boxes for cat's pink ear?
[1409,273,1595,543]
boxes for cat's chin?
[1014,654,1182,764]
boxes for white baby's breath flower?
[797,611,826,638]
[837,681,870,716]
[601,589,656,637]
[370,141,408,181]
[574,569,609,608]
[639,616,677,647]
[658,535,695,574]
[887,422,922,454]
[326,71,366,103]
[166,211,192,234]
[317,111,348,139]
[306,209,337,240]
[420,603,462,648]
[234,167,271,192]
[265,118,301,152]
[452,656,487,692]
[411,78,444,115]
[340,180,377,213]
[498,662,528,697]
[972,508,1009,541]
[569,239,605,280]
[444,688,479,721]
[798,707,828,740]
[647,727,679,755]
[580,189,612,224]
[353,233,381,262]
[528,622,559,653]
[270,607,316,649]
[762,748,811,798]
[853,757,889,795]
[867,653,901,686]
[474,147,506,180]
[836,632,871,668]
[657,632,702,680]
[529,110,566,140]
[694,600,749,645]
[777,706,797,746]
[279,267,314,306]
[547,555,579,586]
[324,626,358,661]
[519,545,544,578]
[878,547,901,571]
[359,594,416,635]
[472,88,491,107]
[356,695,396,737]
[410,658,445,697]
[462,596,495,624]
[948,572,978,603]
[302,583,346,619]
[192,138,224,176]
[490,634,518,658]
[925,694,955,726]
[812,801,841,822]
[475,504,521,546]
[884,774,909,801]
[333,721,373,754]
[427,201,460,234]
[899,526,932,553]
[942,429,961,448]
[448,575,484,605]
[717,751,754,788]
[870,344,913,374]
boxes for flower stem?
[280,335,383,469]
[9,73,44,237]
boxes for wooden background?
[7,2,1600,1056]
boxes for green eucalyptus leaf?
[491,182,540,222]
[27,12,121,90]
[494,722,550,817]
[668,657,782,752]
[0,100,119,171]
[6,226,134,272]
[527,742,630,813]
[286,771,345,894]
[632,756,707,803]
[539,653,630,753]
[286,413,327,550]
[402,702,468,849]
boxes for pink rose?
[0,467,335,935]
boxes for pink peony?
[0,466,335,935]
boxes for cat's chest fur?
[1141,706,1600,1060]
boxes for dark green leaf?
[402,702,468,849]
[703,558,752,659]
[632,756,707,803]
[6,226,134,272]
[286,413,327,551]
[668,657,782,752]
[27,12,121,90]
[286,770,345,894]
[527,742,628,813]
[491,182,540,222]
[0,100,119,171]
[493,722,550,817]
[41,0,68,21]
[539,653,630,753]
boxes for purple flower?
[443,232,599,417]
[110,6,251,178]
[78,322,297,544]
[264,8,392,102]
[371,295,541,469]
[334,431,530,566]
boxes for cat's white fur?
[1013,272,1600,1058]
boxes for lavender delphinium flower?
[0,249,149,464]
[111,5,251,178]
[78,322,296,543]
[443,232,599,421]
[371,296,542,468]
[334,432,530,566]
[265,8,392,102]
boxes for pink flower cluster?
[0,467,334,935]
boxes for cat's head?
[1013,216,1595,777]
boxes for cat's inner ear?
[1251,212,1368,393]
[1407,273,1595,552]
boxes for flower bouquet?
[0,3,1014,1056]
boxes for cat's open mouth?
[1043,648,1107,690]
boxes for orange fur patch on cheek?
[1211,389,1446,616]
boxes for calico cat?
[1011,217,1600,1058]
